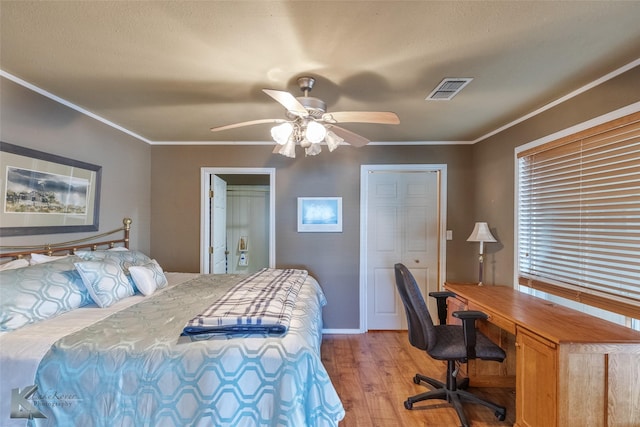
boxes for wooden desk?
[444,282,640,427]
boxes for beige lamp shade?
[466,222,497,243]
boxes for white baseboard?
[322,328,364,334]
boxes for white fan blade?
[210,118,286,132]
[322,111,399,125]
[262,89,309,117]
[327,125,370,148]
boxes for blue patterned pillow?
[0,256,93,331]
[74,260,135,308]
[75,250,152,274]
[75,250,152,294]
[129,260,168,295]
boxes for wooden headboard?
[0,218,132,262]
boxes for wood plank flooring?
[321,331,515,427]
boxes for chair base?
[404,362,506,427]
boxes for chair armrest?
[429,291,456,325]
[429,291,456,299]
[452,310,489,359]
[452,310,488,321]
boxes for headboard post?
[123,218,132,249]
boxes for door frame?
[200,167,276,274]
[359,164,448,332]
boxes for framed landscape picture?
[297,197,342,232]
[0,141,101,236]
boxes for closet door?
[366,170,440,329]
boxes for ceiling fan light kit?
[211,76,400,158]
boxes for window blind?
[517,111,640,319]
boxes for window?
[517,112,640,319]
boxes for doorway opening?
[200,168,276,274]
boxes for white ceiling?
[1,1,639,145]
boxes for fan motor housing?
[289,96,326,119]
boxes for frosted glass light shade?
[325,131,343,152]
[305,143,322,156]
[271,122,294,145]
[305,121,327,144]
[277,139,296,158]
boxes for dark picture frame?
[0,141,101,236]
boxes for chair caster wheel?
[495,409,506,421]
[413,375,421,385]
[404,400,413,410]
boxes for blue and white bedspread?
[30,272,345,427]
[183,268,308,337]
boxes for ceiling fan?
[210,76,400,158]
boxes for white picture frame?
[297,197,343,233]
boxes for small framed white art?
[297,197,343,232]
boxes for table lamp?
[466,222,497,285]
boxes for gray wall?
[0,77,151,251]
[151,144,475,329]
[472,66,640,287]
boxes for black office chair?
[394,263,507,427]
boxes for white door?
[211,175,227,274]
[365,169,441,330]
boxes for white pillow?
[74,260,135,308]
[30,253,68,265]
[129,260,168,296]
[0,258,30,271]
[107,247,129,251]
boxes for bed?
[0,219,344,426]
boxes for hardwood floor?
[321,331,515,427]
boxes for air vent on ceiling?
[425,78,473,101]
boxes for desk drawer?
[469,302,516,335]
